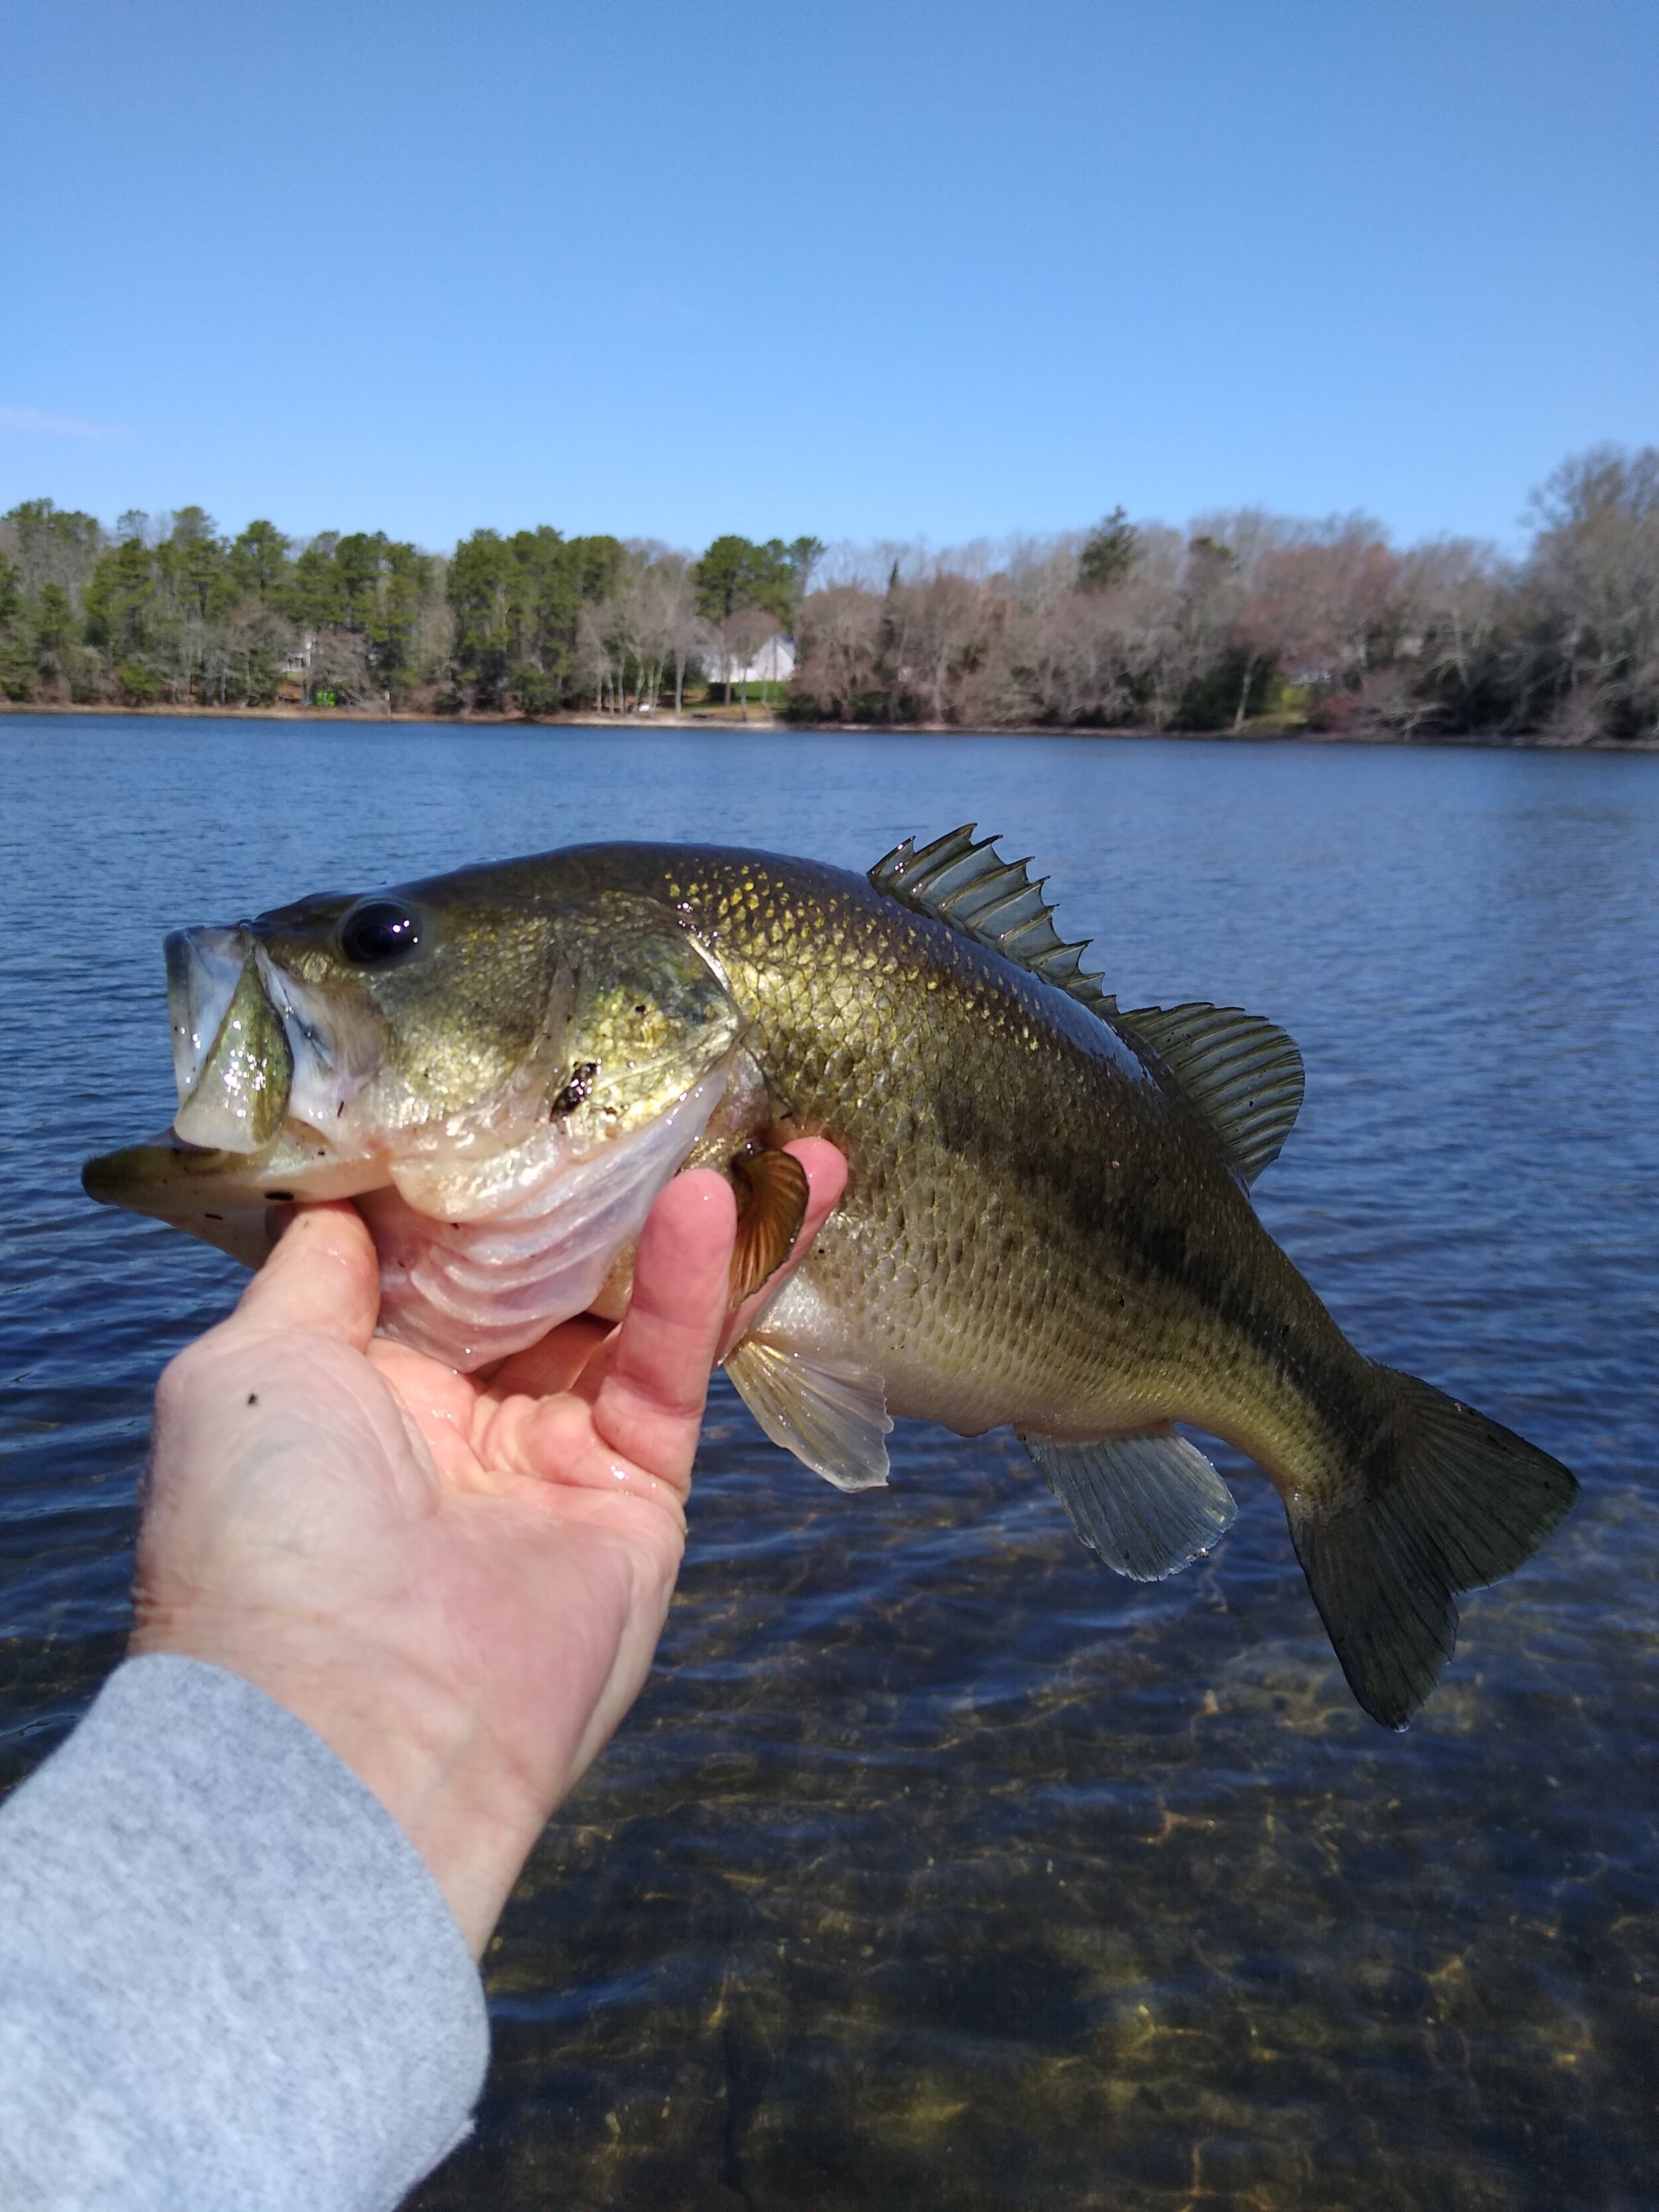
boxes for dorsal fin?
[1114,1002,1304,1185]
[869,825,1117,1018]
[868,830,1303,1185]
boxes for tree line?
[793,449,1659,742]
[1,446,1655,739]
[0,506,820,718]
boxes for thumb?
[229,1201,382,1350]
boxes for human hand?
[129,1140,847,1955]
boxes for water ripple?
[1,719,1655,2210]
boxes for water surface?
[2,718,1655,2209]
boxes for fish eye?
[338,899,421,966]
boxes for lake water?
[2,715,1656,2210]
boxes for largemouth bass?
[83,827,1576,1728]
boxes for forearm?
[0,1655,488,2212]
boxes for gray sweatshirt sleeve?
[0,1653,490,2211]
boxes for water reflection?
[1,721,1654,2209]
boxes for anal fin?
[725,1333,893,1491]
[1022,1428,1236,1580]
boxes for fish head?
[83,865,745,1340]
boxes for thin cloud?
[0,405,125,439]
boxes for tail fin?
[1288,1367,1577,1730]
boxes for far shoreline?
[1,697,1654,753]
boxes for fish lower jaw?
[92,1123,386,1207]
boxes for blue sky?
[2,0,1654,553]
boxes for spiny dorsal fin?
[868,832,1303,1183]
[1115,1001,1305,1185]
[869,825,1116,1018]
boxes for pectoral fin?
[725,1333,893,1491]
[727,1147,810,1304]
[1022,1428,1236,1580]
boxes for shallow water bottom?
[2,722,1655,2210]
[409,1396,1656,2212]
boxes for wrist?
[130,1608,541,1955]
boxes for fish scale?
[82,832,1576,1728]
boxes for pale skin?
[130,1140,847,1957]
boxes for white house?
[704,633,796,687]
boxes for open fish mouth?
[106,922,746,1368]
[83,1048,739,1364]
[165,926,374,1153]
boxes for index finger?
[587,1169,737,1494]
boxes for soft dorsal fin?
[869,825,1117,1019]
[1114,1001,1304,1185]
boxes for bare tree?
[1019,587,1134,725]
[658,562,707,715]
[612,550,704,713]
[307,627,374,706]
[792,585,882,719]
[573,601,615,713]
[723,605,780,719]
[603,548,705,713]
[602,584,642,713]
[1523,446,1659,738]
[414,581,456,694]
[1392,538,1508,731]
[898,569,984,724]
